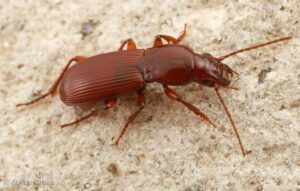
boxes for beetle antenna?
[218,36,292,61]
[214,85,246,157]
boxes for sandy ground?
[0,0,299,190]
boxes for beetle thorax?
[142,45,195,85]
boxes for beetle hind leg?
[16,56,87,107]
[113,90,146,145]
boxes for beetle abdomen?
[60,50,145,105]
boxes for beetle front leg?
[163,85,219,129]
[16,56,88,107]
[113,90,146,145]
[60,98,117,129]
[153,23,187,47]
[118,38,137,50]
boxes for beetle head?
[193,53,238,88]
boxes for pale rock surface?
[0,0,299,190]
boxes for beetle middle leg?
[163,85,219,129]
[113,89,146,145]
[118,38,137,51]
[60,98,117,128]
[153,23,187,47]
[16,56,87,107]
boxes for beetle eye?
[201,79,215,87]
[203,79,210,84]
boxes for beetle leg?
[16,56,87,107]
[153,23,187,47]
[118,38,137,51]
[163,85,219,129]
[60,109,99,129]
[60,98,117,129]
[113,90,145,145]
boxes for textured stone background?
[0,0,299,190]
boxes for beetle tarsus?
[16,93,51,107]
[176,23,188,43]
[153,23,188,47]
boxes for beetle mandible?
[17,24,291,156]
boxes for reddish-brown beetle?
[17,24,291,156]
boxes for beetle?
[17,24,291,156]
